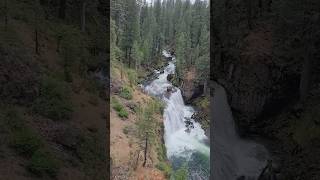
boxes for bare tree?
[244,0,253,30]
[4,0,8,31]
[59,0,66,19]
[81,0,87,32]
[143,133,148,167]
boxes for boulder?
[167,74,174,82]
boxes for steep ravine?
[144,50,210,179]
[212,25,320,179]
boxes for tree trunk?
[81,1,86,32]
[267,0,272,12]
[56,36,62,52]
[143,134,148,167]
[35,28,39,55]
[258,0,263,16]
[120,57,123,80]
[59,0,66,19]
[128,47,132,68]
[245,0,253,30]
[300,58,312,101]
[4,0,8,31]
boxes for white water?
[144,50,209,176]
[212,82,269,180]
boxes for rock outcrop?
[212,25,302,136]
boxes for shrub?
[127,69,137,87]
[156,162,172,178]
[75,132,106,179]
[111,97,123,111]
[27,149,59,177]
[3,108,42,156]
[111,97,128,119]
[33,76,73,121]
[150,98,165,114]
[118,109,128,118]
[123,126,130,135]
[119,86,133,100]
[172,165,188,180]
[11,128,43,156]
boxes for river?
[144,50,210,179]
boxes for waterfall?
[144,50,210,179]
[212,82,269,180]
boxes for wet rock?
[167,74,174,82]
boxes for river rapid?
[144,50,210,179]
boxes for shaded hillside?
[0,0,108,179]
[211,0,320,179]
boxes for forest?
[0,0,108,179]
[110,0,210,179]
[111,0,209,87]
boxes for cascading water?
[144,50,210,179]
[212,82,269,180]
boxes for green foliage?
[119,86,133,100]
[118,108,129,118]
[172,165,188,180]
[156,162,172,178]
[127,69,138,87]
[11,128,43,157]
[150,98,165,115]
[195,97,209,109]
[1,107,60,177]
[33,76,73,121]
[1,107,42,156]
[136,98,164,144]
[27,149,59,177]
[111,97,128,119]
[75,132,107,179]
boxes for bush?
[111,97,123,111]
[150,98,165,114]
[27,149,59,177]
[111,97,128,119]
[172,165,188,180]
[119,86,133,100]
[127,69,137,87]
[3,108,42,156]
[156,162,172,178]
[33,76,73,121]
[11,128,43,156]
[75,132,106,179]
[118,109,128,118]
[123,126,130,135]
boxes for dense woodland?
[212,0,320,179]
[110,0,210,179]
[0,0,108,179]
[111,0,209,87]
